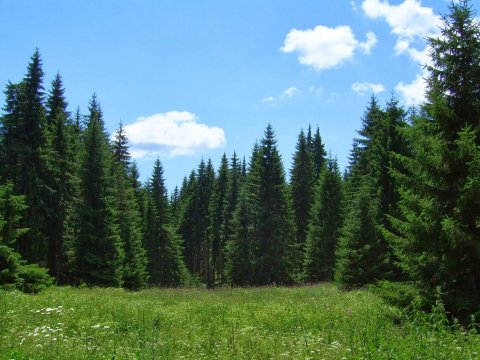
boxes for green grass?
[0,284,478,359]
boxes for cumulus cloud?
[262,86,300,105]
[395,73,427,106]
[122,111,226,158]
[280,25,377,70]
[352,82,386,95]
[361,0,441,63]
[361,0,441,105]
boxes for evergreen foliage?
[335,179,385,288]
[145,158,184,286]
[0,182,52,293]
[304,157,343,282]
[112,124,148,289]
[290,129,315,251]
[253,125,295,285]
[73,95,124,287]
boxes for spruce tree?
[304,157,343,282]
[225,190,253,286]
[0,182,52,292]
[0,50,48,264]
[253,125,295,284]
[74,94,123,286]
[290,129,315,253]
[221,152,242,284]
[42,73,78,282]
[146,158,184,286]
[311,126,327,180]
[388,0,480,317]
[335,178,384,288]
[207,153,229,286]
[112,123,148,289]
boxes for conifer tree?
[112,123,148,289]
[304,157,343,282]
[0,182,52,292]
[335,179,384,288]
[311,126,327,180]
[73,95,123,286]
[178,171,197,274]
[225,190,253,286]
[42,73,78,282]
[221,152,242,283]
[388,0,480,317]
[253,125,295,284]
[208,153,229,286]
[145,158,184,286]
[290,129,315,251]
[0,50,48,264]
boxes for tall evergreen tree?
[388,0,480,317]
[145,158,184,286]
[112,123,148,289]
[221,152,242,284]
[304,157,343,282]
[73,94,123,286]
[0,50,48,264]
[290,129,315,250]
[225,189,254,286]
[207,153,229,286]
[253,125,295,284]
[42,73,78,282]
[311,126,327,180]
[335,178,384,288]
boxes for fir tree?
[304,157,343,282]
[112,123,148,289]
[225,190,253,286]
[221,152,242,284]
[146,158,184,286]
[207,153,229,286]
[335,179,384,288]
[1,50,48,264]
[388,0,480,318]
[0,182,52,292]
[290,129,315,251]
[253,125,295,284]
[74,94,123,286]
[42,73,77,282]
[311,126,327,180]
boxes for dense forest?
[1,1,479,322]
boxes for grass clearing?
[0,284,478,359]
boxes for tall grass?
[0,284,478,359]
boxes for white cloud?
[359,32,378,54]
[282,86,300,98]
[352,82,386,95]
[262,86,300,105]
[361,0,441,63]
[280,25,377,70]
[351,1,358,11]
[395,72,427,106]
[122,111,226,158]
[361,0,441,106]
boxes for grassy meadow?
[0,284,479,359]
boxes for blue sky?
[1,0,477,191]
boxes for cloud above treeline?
[280,0,443,106]
[262,86,300,105]
[361,0,442,105]
[123,111,226,158]
[281,25,377,70]
[352,82,386,95]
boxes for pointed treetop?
[46,73,69,124]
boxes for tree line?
[1,1,479,320]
